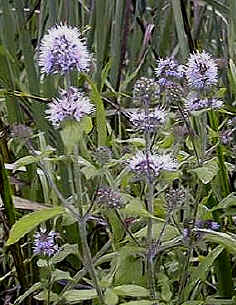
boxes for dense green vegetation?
[0,1,236,304]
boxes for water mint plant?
[1,2,236,305]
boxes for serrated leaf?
[113,285,149,297]
[6,207,65,246]
[63,289,97,303]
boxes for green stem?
[143,98,157,301]
[79,221,105,304]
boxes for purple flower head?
[210,221,220,230]
[185,51,218,89]
[128,107,167,131]
[46,87,94,127]
[33,228,59,257]
[185,97,223,112]
[155,57,184,79]
[195,219,220,231]
[38,24,91,75]
[128,151,177,178]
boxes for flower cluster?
[96,186,125,209]
[185,97,223,112]
[185,51,218,89]
[128,151,177,178]
[46,87,94,127]
[155,57,184,87]
[195,219,220,230]
[133,77,159,102]
[128,107,167,131]
[183,220,220,240]
[38,24,91,75]
[33,228,59,257]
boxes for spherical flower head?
[128,151,177,178]
[128,107,167,131]
[185,51,218,89]
[33,228,59,257]
[96,186,125,209]
[38,24,91,75]
[155,57,184,81]
[185,97,223,112]
[133,77,159,102]
[46,87,94,127]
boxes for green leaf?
[14,283,41,305]
[60,119,84,153]
[52,243,79,264]
[33,291,59,302]
[183,245,224,299]
[104,288,119,305]
[119,301,153,305]
[6,207,65,246]
[181,301,204,305]
[85,75,107,146]
[200,229,236,255]
[12,156,38,172]
[52,269,72,282]
[63,289,97,303]
[113,285,149,297]
[210,193,236,211]
[191,158,219,184]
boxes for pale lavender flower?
[128,151,177,178]
[185,97,223,112]
[210,221,220,230]
[195,219,220,231]
[155,57,184,84]
[128,107,167,131]
[46,87,94,127]
[185,51,218,89]
[33,228,59,257]
[38,24,91,75]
